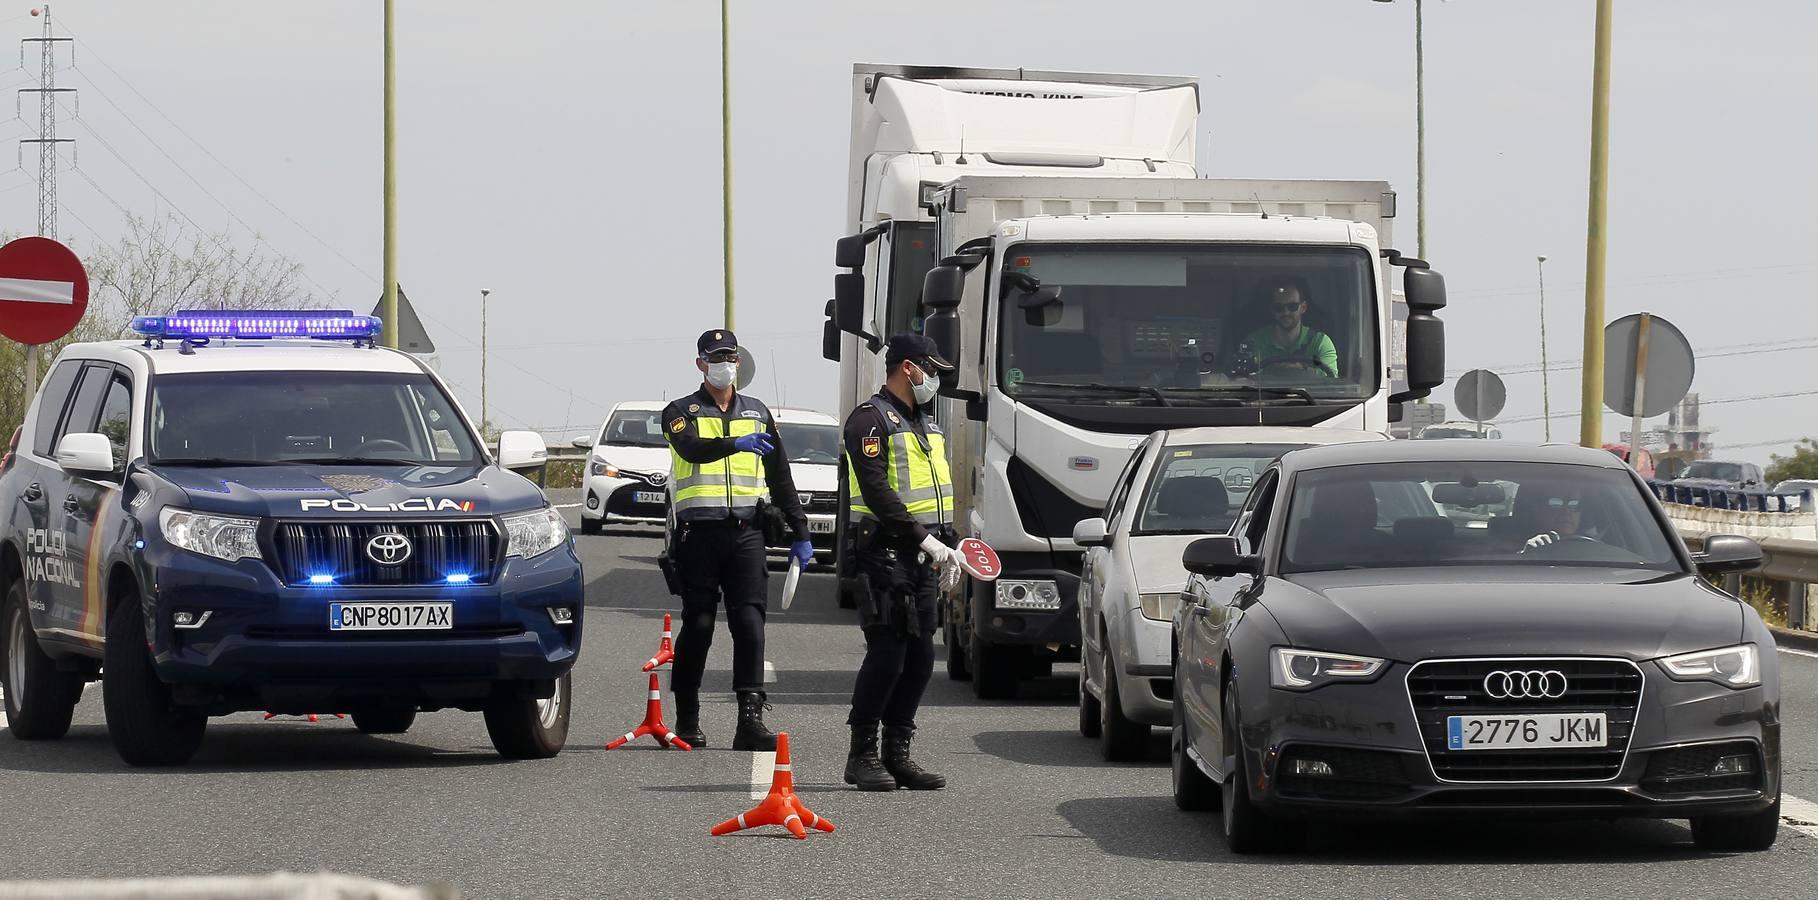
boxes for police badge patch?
[688,403,700,413]
[862,436,881,458]
[886,411,899,425]
[669,417,686,433]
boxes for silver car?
[1073,427,1388,760]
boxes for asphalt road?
[3,504,1818,898]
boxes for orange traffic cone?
[605,672,691,751]
[641,612,675,672]
[711,732,834,840]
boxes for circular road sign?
[736,346,756,390]
[0,236,90,345]
[1454,369,1506,423]
[1603,313,1694,418]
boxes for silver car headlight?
[1658,644,1759,688]
[1139,591,1180,622]
[502,507,569,559]
[1270,648,1387,691]
[160,507,261,563]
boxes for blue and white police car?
[0,310,583,766]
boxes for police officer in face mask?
[841,334,961,791]
[661,329,814,751]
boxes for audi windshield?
[1280,461,1679,573]
[998,244,1378,406]
[149,371,481,466]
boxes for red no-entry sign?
[0,236,89,345]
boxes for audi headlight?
[159,507,261,563]
[1270,648,1386,691]
[1139,591,1181,622]
[503,507,569,559]
[590,458,619,478]
[1659,644,1759,688]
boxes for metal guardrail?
[1648,480,1804,512]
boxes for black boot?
[731,691,777,752]
[844,723,897,791]
[673,693,706,748]
[881,724,946,790]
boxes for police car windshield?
[779,423,840,465]
[149,371,481,466]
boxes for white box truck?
[821,65,1447,698]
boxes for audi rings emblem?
[366,533,413,567]
[1483,669,1568,700]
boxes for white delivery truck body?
[822,66,1448,698]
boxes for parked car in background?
[767,408,842,566]
[576,401,671,534]
[1672,460,1765,493]
[1602,443,1656,480]
[1415,421,1501,440]
[1772,479,1818,511]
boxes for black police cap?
[884,334,955,373]
[697,329,738,356]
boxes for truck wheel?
[970,637,1021,700]
[3,578,83,740]
[1100,651,1150,761]
[1691,794,1780,852]
[103,591,206,767]
[1077,653,1102,738]
[352,705,418,735]
[944,616,972,681]
[484,671,571,760]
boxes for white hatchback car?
[576,401,672,534]
[766,407,843,565]
[1073,426,1389,760]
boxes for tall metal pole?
[719,0,735,329]
[1537,255,1551,441]
[1629,312,1652,465]
[1579,0,1614,448]
[19,4,74,396]
[480,289,491,433]
[381,0,399,349]
[1415,0,1426,258]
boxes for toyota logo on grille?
[1483,669,1568,700]
[648,472,668,487]
[366,533,413,567]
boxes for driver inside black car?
[1243,282,1339,378]
[1518,485,1591,551]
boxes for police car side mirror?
[497,431,549,471]
[56,432,115,476]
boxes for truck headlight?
[1659,644,1759,688]
[159,507,261,563]
[1139,591,1181,622]
[1270,648,1386,691]
[995,579,1060,611]
[502,507,569,559]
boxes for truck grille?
[1407,658,1643,783]
[273,520,500,587]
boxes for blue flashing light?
[444,573,472,584]
[131,309,382,341]
[307,574,337,585]
[132,539,145,550]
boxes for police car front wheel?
[484,671,571,760]
[102,591,207,767]
[2,578,84,740]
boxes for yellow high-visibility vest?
[670,404,767,521]
[847,397,953,526]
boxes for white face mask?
[910,366,940,405]
[705,361,737,390]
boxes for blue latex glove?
[790,540,814,566]
[733,432,775,455]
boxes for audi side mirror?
[1182,536,1259,579]
[1694,534,1762,576]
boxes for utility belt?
[656,504,773,598]
[852,522,955,638]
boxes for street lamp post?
[1580,0,1614,449]
[1373,0,1425,258]
[1537,255,1551,441]
[480,288,491,435]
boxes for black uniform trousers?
[846,539,940,729]
[671,520,768,697]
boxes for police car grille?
[275,521,499,587]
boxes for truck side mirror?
[926,312,962,392]
[922,264,963,312]
[1404,266,1447,312]
[835,234,869,270]
[822,299,842,362]
[834,273,865,335]
[1392,266,1446,404]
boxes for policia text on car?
[841,334,962,791]
[658,330,814,751]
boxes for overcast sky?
[8,1,1815,466]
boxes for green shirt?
[1245,325,1338,378]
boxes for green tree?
[1,215,324,442]
[1766,438,1818,485]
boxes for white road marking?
[763,660,777,684]
[1782,795,1818,841]
[553,503,581,509]
[1777,646,1818,660]
[748,750,776,799]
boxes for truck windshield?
[997,244,1377,405]
[149,371,481,466]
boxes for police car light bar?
[131,310,383,341]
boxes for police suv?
[0,310,583,766]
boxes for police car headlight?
[159,507,262,563]
[503,507,569,559]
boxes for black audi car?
[1170,440,1779,853]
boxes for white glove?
[920,534,963,593]
[939,556,963,595]
[1524,531,1560,550]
